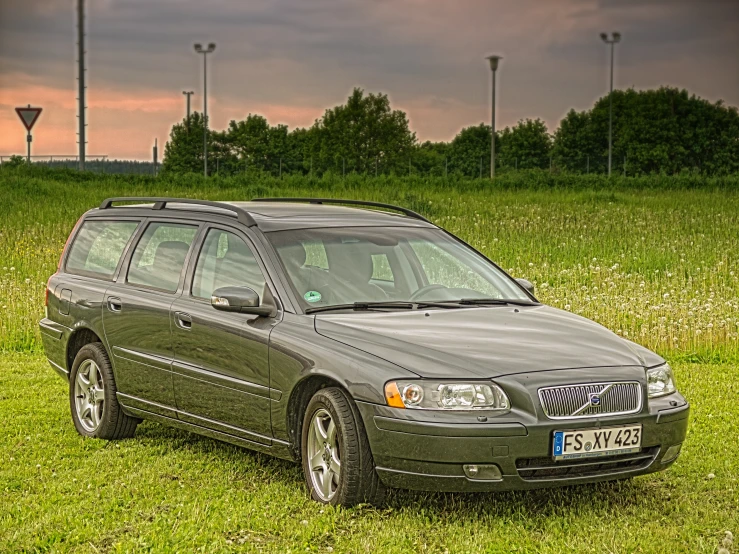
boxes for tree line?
[162,87,739,177]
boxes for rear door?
[170,225,278,443]
[48,218,142,372]
[103,219,199,418]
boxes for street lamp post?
[486,55,502,179]
[194,43,216,177]
[182,91,194,133]
[600,32,621,177]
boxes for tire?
[301,387,386,507]
[69,343,139,440]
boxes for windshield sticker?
[304,290,322,303]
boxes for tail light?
[45,275,52,307]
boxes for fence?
[0,155,158,175]
[187,154,633,178]
[0,153,687,178]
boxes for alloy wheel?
[306,408,341,501]
[74,359,105,432]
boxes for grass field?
[0,168,738,552]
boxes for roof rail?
[252,197,432,224]
[99,197,258,227]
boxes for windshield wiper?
[458,298,537,306]
[305,301,415,314]
[431,298,537,307]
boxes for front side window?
[127,222,197,292]
[268,226,530,310]
[65,220,139,279]
[191,229,267,300]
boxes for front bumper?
[357,395,689,492]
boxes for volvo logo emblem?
[589,393,601,407]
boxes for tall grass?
[1,167,737,360]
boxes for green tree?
[551,109,600,173]
[308,88,416,174]
[412,141,449,176]
[497,118,552,169]
[447,124,493,177]
[161,112,215,175]
[553,87,739,175]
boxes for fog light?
[662,444,682,464]
[463,464,502,481]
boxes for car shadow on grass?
[132,420,672,520]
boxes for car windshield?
[267,226,531,311]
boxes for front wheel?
[301,387,386,506]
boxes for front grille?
[538,381,642,419]
[516,447,658,481]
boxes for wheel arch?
[66,326,104,371]
[286,372,352,461]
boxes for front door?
[103,220,199,418]
[170,226,277,443]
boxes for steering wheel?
[409,284,448,302]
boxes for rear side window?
[127,222,197,292]
[65,220,139,279]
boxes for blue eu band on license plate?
[553,431,565,457]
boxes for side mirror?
[516,278,535,296]
[211,286,274,317]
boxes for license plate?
[552,425,641,460]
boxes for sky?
[1,0,738,160]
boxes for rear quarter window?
[65,220,139,279]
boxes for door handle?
[175,311,192,330]
[107,297,122,312]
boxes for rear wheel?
[301,387,386,506]
[69,343,139,440]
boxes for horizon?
[1,0,738,161]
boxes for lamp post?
[194,43,216,177]
[600,32,620,177]
[486,55,502,179]
[182,91,194,133]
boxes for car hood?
[314,305,658,379]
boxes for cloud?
[1,0,737,159]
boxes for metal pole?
[203,53,208,177]
[27,130,31,164]
[183,91,193,132]
[608,41,614,177]
[491,68,496,179]
[77,0,86,171]
[153,138,158,175]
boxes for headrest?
[153,241,190,265]
[280,242,307,268]
[330,244,373,282]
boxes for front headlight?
[646,363,677,398]
[384,380,510,410]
